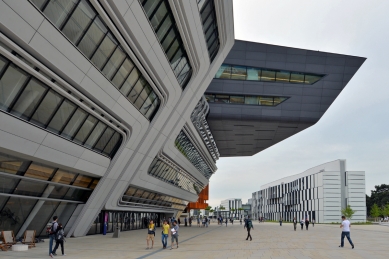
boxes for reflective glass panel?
[103,132,121,156]
[13,179,47,197]
[1,197,36,234]
[276,71,290,82]
[102,47,126,79]
[77,17,107,58]
[72,175,92,188]
[61,108,88,139]
[274,97,287,105]
[73,115,98,144]
[215,95,229,103]
[290,72,305,84]
[134,85,151,110]
[30,90,63,126]
[230,96,244,104]
[30,0,47,9]
[205,94,214,102]
[0,153,26,175]
[156,16,172,41]
[0,55,7,73]
[89,179,99,189]
[43,0,78,28]
[247,67,260,81]
[91,34,117,70]
[120,68,140,96]
[261,70,276,81]
[61,0,95,44]
[47,100,76,134]
[244,96,258,105]
[128,77,146,103]
[24,162,55,180]
[259,97,274,106]
[48,185,69,199]
[63,188,90,201]
[11,78,47,119]
[215,64,231,79]
[0,175,19,194]
[84,121,106,148]
[94,127,114,152]
[231,66,247,80]
[51,169,76,184]
[0,63,29,110]
[305,74,322,84]
[26,200,59,236]
[150,1,168,32]
[112,59,134,88]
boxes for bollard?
[112,226,120,238]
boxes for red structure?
[186,185,209,211]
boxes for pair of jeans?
[53,240,64,255]
[341,231,354,247]
[49,234,55,255]
[161,233,168,247]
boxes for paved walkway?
[1,222,388,258]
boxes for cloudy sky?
[209,0,389,208]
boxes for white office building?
[251,160,366,223]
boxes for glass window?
[77,17,107,58]
[259,97,274,106]
[72,175,92,188]
[0,153,27,175]
[91,34,117,70]
[63,188,90,201]
[150,1,168,32]
[84,121,107,148]
[156,16,172,41]
[166,39,180,62]
[274,97,287,105]
[13,179,47,197]
[47,100,76,134]
[120,68,140,96]
[290,72,305,84]
[103,132,121,156]
[231,66,247,80]
[145,98,159,119]
[245,96,258,105]
[134,85,151,110]
[215,95,229,103]
[0,175,19,194]
[89,179,99,189]
[215,64,231,79]
[51,169,76,184]
[0,55,7,73]
[112,59,134,88]
[43,0,78,28]
[73,115,98,144]
[94,127,114,152]
[261,69,276,81]
[30,90,63,127]
[61,0,96,44]
[125,187,137,196]
[48,185,70,199]
[140,92,156,115]
[1,197,36,234]
[230,96,244,104]
[128,77,147,103]
[0,63,29,111]
[102,47,126,80]
[61,108,88,139]
[11,78,47,120]
[30,0,47,9]
[305,74,322,84]
[276,71,290,82]
[26,200,60,237]
[24,162,55,180]
[205,94,215,102]
[143,0,161,18]
[161,28,176,53]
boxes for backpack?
[247,220,253,229]
[46,222,57,235]
[55,229,64,241]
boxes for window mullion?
[7,76,32,112]
[59,0,82,30]
[81,117,99,144]
[100,44,119,73]
[75,14,98,47]
[91,126,108,149]
[89,31,109,60]
[0,61,10,80]
[110,56,127,82]
[27,86,50,121]
[58,105,79,135]
[45,97,66,128]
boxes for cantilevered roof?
[206,40,365,157]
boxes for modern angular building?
[251,160,366,223]
[0,0,364,238]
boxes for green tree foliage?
[366,184,389,215]
[370,203,381,221]
[383,204,389,217]
[219,205,225,211]
[341,205,355,220]
[205,206,212,211]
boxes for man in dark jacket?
[244,216,254,241]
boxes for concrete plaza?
[1,222,387,259]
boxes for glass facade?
[121,186,189,211]
[215,63,325,84]
[30,0,160,120]
[141,0,192,88]
[199,0,220,61]
[0,54,122,158]
[0,152,97,236]
[175,131,213,179]
[205,93,288,106]
[148,158,203,194]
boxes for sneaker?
[53,253,57,256]
[49,254,53,258]
[62,254,66,256]
[352,245,354,249]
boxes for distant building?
[220,198,242,218]
[251,160,366,223]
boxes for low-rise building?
[251,160,366,223]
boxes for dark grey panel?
[206,40,365,157]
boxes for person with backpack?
[300,218,304,230]
[51,223,65,257]
[146,220,156,249]
[244,216,254,241]
[305,218,310,230]
[48,215,58,257]
[170,220,179,249]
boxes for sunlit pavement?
[1,221,388,259]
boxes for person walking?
[51,223,65,257]
[225,218,228,227]
[305,218,309,230]
[161,220,169,249]
[279,217,282,226]
[170,220,179,250]
[189,217,192,227]
[197,217,200,227]
[339,216,354,249]
[48,215,58,257]
[146,220,156,249]
[184,217,187,227]
[293,217,297,231]
[312,219,315,227]
[177,218,181,226]
[205,217,208,228]
[300,218,304,230]
[240,218,242,225]
[244,216,254,241]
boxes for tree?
[230,208,235,218]
[383,204,389,218]
[371,203,381,221]
[341,205,355,220]
[219,205,225,211]
[366,184,389,215]
[238,208,244,217]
